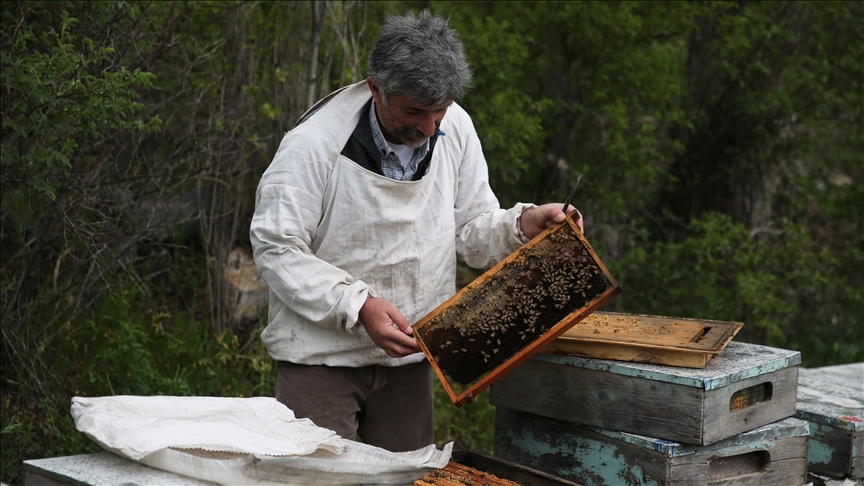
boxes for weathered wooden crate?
[414,213,620,407]
[542,312,743,368]
[495,408,810,486]
[490,341,800,445]
[794,362,864,480]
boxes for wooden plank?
[552,312,742,351]
[852,430,863,478]
[542,338,712,368]
[670,459,808,486]
[495,409,809,486]
[670,420,810,485]
[701,366,799,445]
[490,357,706,444]
[806,423,855,479]
[794,362,863,479]
[575,418,809,461]
[705,458,807,486]
[413,214,621,407]
[494,408,669,486]
[543,312,743,368]
[671,434,808,468]
[495,343,802,445]
[533,342,801,391]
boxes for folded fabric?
[72,396,344,460]
[71,395,452,485]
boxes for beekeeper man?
[250,11,582,452]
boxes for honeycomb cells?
[417,223,608,385]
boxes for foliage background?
[2,1,862,482]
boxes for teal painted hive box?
[490,342,800,445]
[794,362,863,480]
[494,409,810,486]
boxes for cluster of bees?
[414,461,520,486]
[419,224,607,384]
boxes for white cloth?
[71,395,453,485]
[251,80,531,367]
[71,395,343,461]
[387,141,415,168]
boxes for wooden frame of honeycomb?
[413,213,621,407]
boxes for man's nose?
[418,111,446,137]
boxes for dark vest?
[294,89,437,181]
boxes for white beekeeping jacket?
[251,81,531,367]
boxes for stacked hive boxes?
[490,341,810,485]
[794,363,863,483]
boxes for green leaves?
[1,5,159,199]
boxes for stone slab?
[23,452,216,486]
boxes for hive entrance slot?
[689,326,711,343]
[729,382,773,411]
[707,450,769,480]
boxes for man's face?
[367,77,450,149]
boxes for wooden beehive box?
[542,312,743,368]
[490,341,800,445]
[794,362,864,480]
[413,213,620,407]
[415,450,580,486]
[494,409,810,486]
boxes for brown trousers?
[276,360,434,452]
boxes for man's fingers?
[392,317,413,335]
[384,334,420,357]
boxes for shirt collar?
[368,99,429,159]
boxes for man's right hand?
[358,297,421,358]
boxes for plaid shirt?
[369,100,429,181]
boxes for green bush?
[0,280,276,483]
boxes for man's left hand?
[520,203,583,240]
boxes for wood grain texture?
[490,357,705,444]
[807,423,856,479]
[494,407,668,486]
[532,342,801,392]
[702,459,806,486]
[701,367,799,444]
[495,407,809,486]
[543,339,712,368]
[542,312,743,369]
[852,432,863,478]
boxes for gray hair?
[368,11,472,105]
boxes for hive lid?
[542,312,742,368]
[795,362,864,431]
[532,341,801,390]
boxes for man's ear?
[367,77,382,101]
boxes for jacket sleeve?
[250,140,373,333]
[451,106,534,269]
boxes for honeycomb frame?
[413,213,621,407]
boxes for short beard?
[398,127,428,149]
